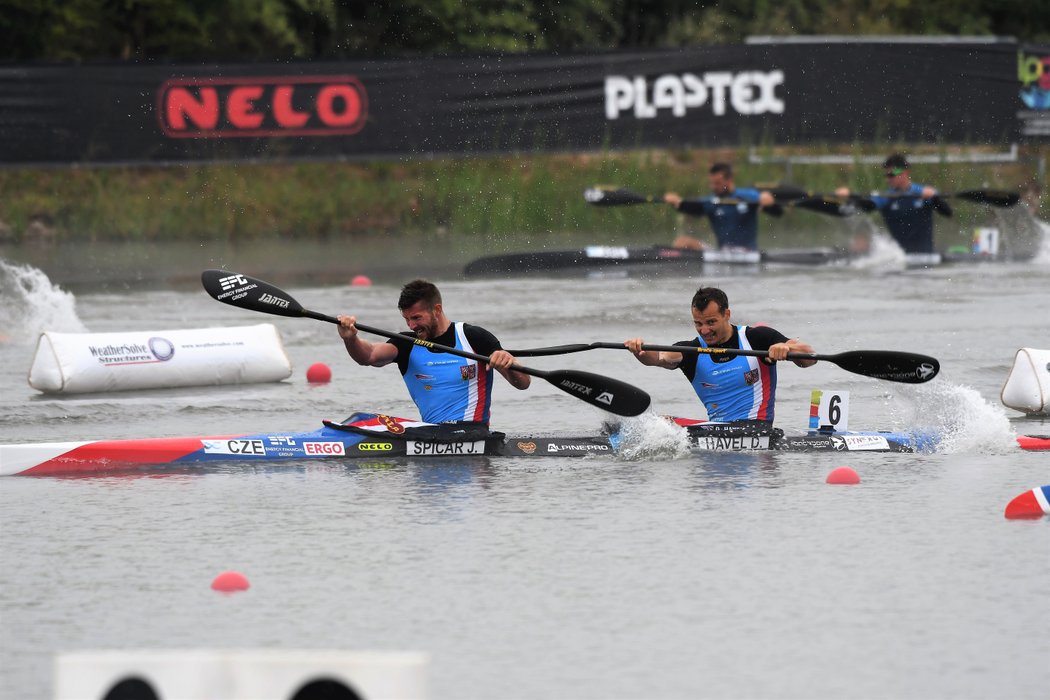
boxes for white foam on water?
[849,229,907,270]
[606,412,692,461]
[896,383,1017,455]
[0,258,86,343]
[1033,219,1050,264]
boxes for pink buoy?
[211,570,250,592]
[306,362,332,384]
[826,466,860,485]
[350,275,372,287]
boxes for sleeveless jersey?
[401,322,493,424]
[678,187,761,250]
[690,325,776,422]
[871,183,936,254]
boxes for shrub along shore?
[0,146,1044,248]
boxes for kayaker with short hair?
[835,153,951,254]
[624,286,815,424]
[665,162,777,251]
[337,279,529,425]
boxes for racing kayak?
[463,245,851,277]
[1,413,940,476]
[461,244,1022,277]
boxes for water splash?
[0,258,86,343]
[605,412,692,460]
[849,229,907,270]
[898,383,1017,454]
[1033,219,1050,264]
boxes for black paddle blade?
[954,190,1020,207]
[201,269,305,318]
[830,350,940,384]
[769,185,811,202]
[542,369,651,417]
[583,187,655,206]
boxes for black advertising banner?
[1017,44,1050,140]
[0,41,1020,166]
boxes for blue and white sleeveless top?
[402,322,493,424]
[691,325,776,422]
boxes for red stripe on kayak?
[1017,435,1050,451]
[17,436,240,476]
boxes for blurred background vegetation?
[4,0,1048,60]
[1,0,1046,244]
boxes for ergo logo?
[158,75,368,138]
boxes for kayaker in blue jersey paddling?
[337,280,529,425]
[665,162,777,251]
[835,153,951,254]
[624,287,815,424]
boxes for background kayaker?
[664,162,778,251]
[835,153,952,254]
[624,286,815,424]
[337,279,529,425]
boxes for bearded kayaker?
[835,153,951,254]
[624,286,815,424]
[337,279,529,425]
[665,162,778,252]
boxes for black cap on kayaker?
[884,153,910,174]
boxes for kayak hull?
[0,413,942,476]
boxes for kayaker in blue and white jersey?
[337,279,529,425]
[664,162,778,251]
[835,153,951,254]
[624,287,815,424]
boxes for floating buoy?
[1004,485,1050,519]
[1017,435,1050,451]
[350,275,372,287]
[306,362,332,384]
[826,466,860,485]
[211,570,250,592]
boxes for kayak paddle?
[505,342,940,384]
[201,270,652,417]
[585,185,865,217]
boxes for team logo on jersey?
[460,364,477,380]
[414,373,433,380]
[744,369,759,385]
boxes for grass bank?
[0,145,1044,246]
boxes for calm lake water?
[1,232,1048,700]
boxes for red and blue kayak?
[0,412,943,477]
[0,413,612,476]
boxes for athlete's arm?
[337,315,399,367]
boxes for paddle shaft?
[506,342,940,384]
[510,341,816,362]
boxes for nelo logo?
[158,75,368,138]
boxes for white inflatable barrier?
[54,649,429,700]
[1001,347,1050,415]
[28,324,292,394]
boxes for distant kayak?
[463,244,851,276]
